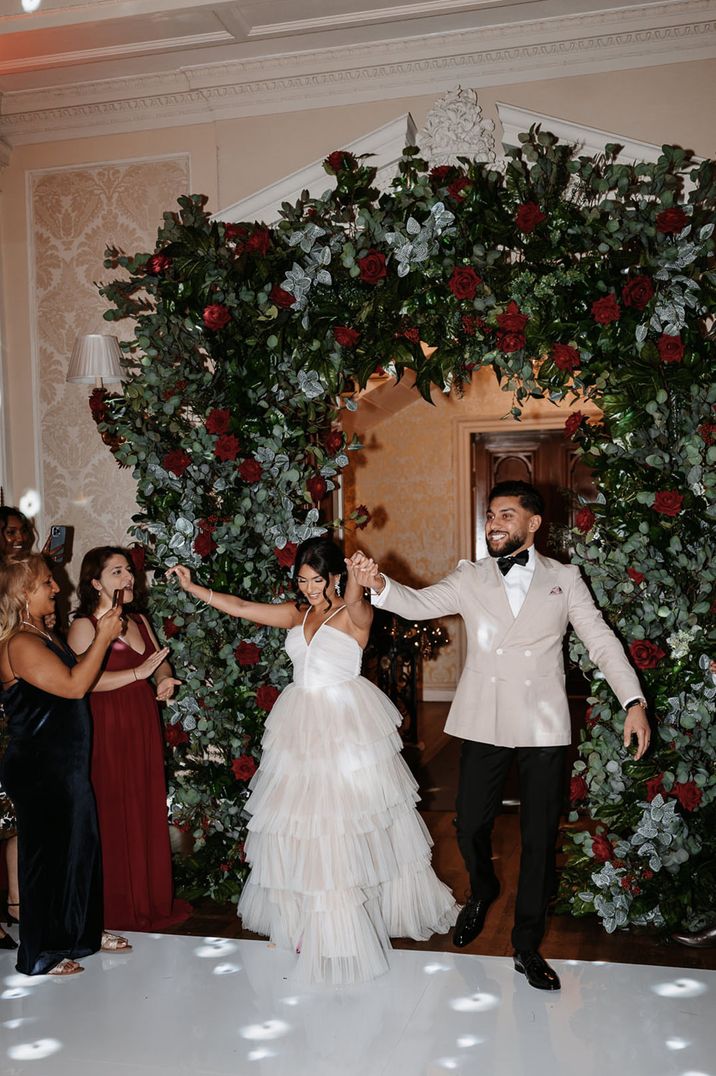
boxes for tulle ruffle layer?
[237,676,458,984]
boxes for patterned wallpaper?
[29,156,190,577]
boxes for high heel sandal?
[6,902,19,926]
[0,927,18,951]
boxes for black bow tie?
[497,550,530,576]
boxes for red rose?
[333,325,361,348]
[163,448,192,477]
[307,474,328,504]
[245,227,271,256]
[214,434,241,462]
[256,685,280,712]
[165,722,190,747]
[585,705,598,730]
[642,869,654,880]
[325,150,357,174]
[231,754,258,781]
[89,387,108,418]
[224,223,248,244]
[357,250,388,285]
[552,343,580,372]
[627,567,646,584]
[629,639,666,669]
[429,165,453,184]
[205,408,231,434]
[575,507,595,533]
[497,301,529,334]
[656,333,684,364]
[269,285,295,309]
[570,775,588,804]
[656,207,687,234]
[163,617,180,639]
[497,331,526,354]
[274,543,297,568]
[698,422,716,445]
[238,458,263,484]
[235,641,261,666]
[645,773,666,802]
[515,202,546,234]
[621,275,654,310]
[591,294,621,325]
[193,531,217,558]
[448,266,482,301]
[653,490,683,517]
[448,177,472,201]
[400,326,420,344]
[324,430,343,455]
[146,254,172,275]
[202,303,231,331]
[353,504,371,530]
[592,834,614,863]
[672,781,702,812]
[127,544,145,573]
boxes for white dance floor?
[1,933,714,1076]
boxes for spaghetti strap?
[301,607,311,627]
[323,604,346,626]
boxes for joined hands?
[345,552,384,593]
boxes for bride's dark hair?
[292,537,347,610]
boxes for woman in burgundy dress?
[67,546,190,932]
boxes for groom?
[350,480,649,991]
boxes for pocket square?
[549,586,563,595]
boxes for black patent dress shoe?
[671,924,716,948]
[0,929,18,951]
[513,950,561,991]
[452,897,495,948]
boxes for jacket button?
[525,679,531,686]
[496,648,504,655]
[524,649,532,657]
[491,676,496,683]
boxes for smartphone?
[44,525,67,564]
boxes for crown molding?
[0,32,234,77]
[0,0,714,146]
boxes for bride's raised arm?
[166,565,299,629]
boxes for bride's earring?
[334,580,341,597]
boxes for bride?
[168,536,457,984]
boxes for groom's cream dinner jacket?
[372,552,642,748]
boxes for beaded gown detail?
[237,608,458,984]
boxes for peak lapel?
[500,553,555,643]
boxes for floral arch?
[96,97,716,934]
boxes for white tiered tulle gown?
[237,607,459,984]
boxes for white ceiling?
[0,0,713,145]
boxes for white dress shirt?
[497,545,535,617]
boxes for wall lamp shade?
[67,334,124,385]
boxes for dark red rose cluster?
[163,448,192,477]
[564,411,584,439]
[656,333,684,364]
[193,518,217,559]
[325,150,358,174]
[238,458,263,484]
[627,567,645,584]
[215,433,241,462]
[165,722,190,748]
[515,202,546,234]
[621,275,654,310]
[653,490,683,517]
[333,325,360,348]
[448,266,481,301]
[591,294,620,325]
[592,834,614,863]
[231,754,258,781]
[570,775,588,804]
[307,474,328,503]
[205,408,231,435]
[656,207,687,234]
[146,254,172,275]
[496,301,528,353]
[629,639,666,669]
[552,343,580,373]
[202,303,231,331]
[256,685,280,712]
[269,285,295,309]
[357,250,388,285]
[575,506,595,533]
[235,641,261,666]
[274,543,297,568]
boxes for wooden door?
[471,428,596,805]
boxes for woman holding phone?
[67,547,190,932]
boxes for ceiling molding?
[0,32,234,77]
[213,112,417,223]
[0,0,714,145]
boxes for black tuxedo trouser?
[456,740,566,951]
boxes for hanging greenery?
[97,128,716,927]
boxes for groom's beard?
[486,530,528,558]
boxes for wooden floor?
[165,702,716,972]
